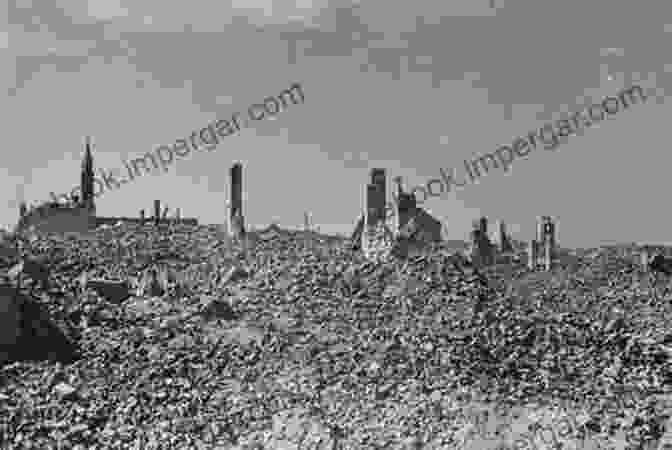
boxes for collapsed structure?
[346,168,529,264]
[528,216,556,271]
[13,144,559,269]
[349,169,442,259]
[15,137,198,234]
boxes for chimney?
[366,168,386,226]
[228,163,245,238]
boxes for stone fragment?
[135,267,165,297]
[220,265,248,285]
[53,382,77,400]
[199,296,237,321]
[84,278,132,303]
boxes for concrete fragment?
[199,296,237,321]
[53,382,78,400]
[136,268,165,297]
[220,265,248,285]
[82,275,132,303]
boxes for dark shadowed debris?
[0,285,22,365]
[83,277,132,303]
[199,296,237,321]
[648,253,672,276]
[134,267,166,297]
[220,265,248,285]
[7,257,51,294]
[1,287,79,365]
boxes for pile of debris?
[0,224,670,449]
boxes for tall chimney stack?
[228,163,245,238]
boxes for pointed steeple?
[81,136,95,210]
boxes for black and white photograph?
[1,0,671,448]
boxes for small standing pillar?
[362,169,389,258]
[366,168,387,227]
[228,163,245,239]
[304,211,311,232]
[470,218,493,267]
[641,247,649,271]
[498,220,514,253]
[479,216,488,237]
[480,217,494,266]
[391,176,403,237]
[544,240,552,271]
[154,200,161,226]
[470,221,481,266]
[536,216,556,271]
[361,206,368,252]
[528,239,537,270]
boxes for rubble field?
[0,224,670,449]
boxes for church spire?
[81,136,95,211]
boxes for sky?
[1,0,671,249]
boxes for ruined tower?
[393,176,417,232]
[80,136,96,214]
[228,162,245,239]
[367,168,387,226]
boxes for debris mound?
[0,224,669,450]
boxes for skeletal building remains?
[15,137,197,234]
[469,217,495,267]
[350,169,443,256]
[492,220,514,253]
[528,216,556,270]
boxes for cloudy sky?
[1,0,671,248]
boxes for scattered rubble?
[0,163,669,449]
[0,223,669,449]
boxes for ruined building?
[15,138,197,234]
[392,176,442,243]
[350,169,443,254]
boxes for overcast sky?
[1,0,671,248]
